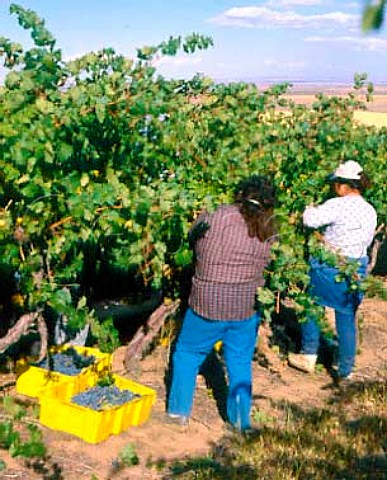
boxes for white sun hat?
[332,160,363,180]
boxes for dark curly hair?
[234,175,276,242]
[331,172,372,193]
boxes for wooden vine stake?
[276,291,281,314]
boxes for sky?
[1,0,387,86]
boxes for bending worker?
[167,175,276,432]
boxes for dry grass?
[284,93,387,113]
[166,381,387,480]
[353,111,387,128]
[283,87,387,128]
[270,90,387,128]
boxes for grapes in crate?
[36,347,96,376]
[71,385,139,410]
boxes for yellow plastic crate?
[39,374,157,443]
[16,345,112,399]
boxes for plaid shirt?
[189,204,272,321]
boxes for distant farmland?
[353,111,387,128]
[283,84,387,127]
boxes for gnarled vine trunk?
[0,310,47,362]
[124,299,180,373]
[368,224,386,274]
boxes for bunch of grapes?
[71,385,139,410]
[36,347,96,376]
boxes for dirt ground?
[0,295,386,480]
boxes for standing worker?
[166,175,276,432]
[288,160,377,384]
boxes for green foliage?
[111,442,140,472]
[97,372,115,387]
[252,409,275,425]
[362,0,386,32]
[118,443,140,467]
[2,395,27,420]
[0,421,19,449]
[0,4,386,352]
[0,397,46,460]
[89,317,120,353]
[137,33,213,60]
[8,424,46,458]
[362,275,387,300]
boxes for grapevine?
[0,4,386,355]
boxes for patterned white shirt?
[303,195,377,259]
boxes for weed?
[252,409,275,425]
[315,362,325,373]
[0,396,47,461]
[2,395,27,420]
[111,442,140,472]
[119,443,140,467]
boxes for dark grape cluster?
[36,347,96,376]
[71,385,139,410]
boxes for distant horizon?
[211,76,387,87]
[2,68,387,89]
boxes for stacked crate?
[16,345,157,443]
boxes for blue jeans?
[167,307,260,431]
[302,311,356,377]
[302,257,368,378]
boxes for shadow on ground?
[161,380,387,480]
